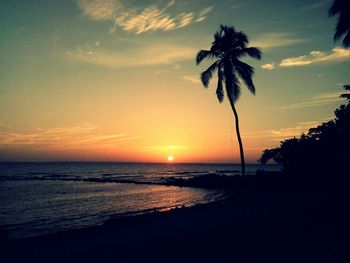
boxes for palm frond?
[329,0,350,47]
[328,0,342,16]
[235,60,256,94]
[196,50,216,65]
[235,31,248,46]
[216,69,225,103]
[242,47,262,60]
[231,78,241,104]
[212,25,230,52]
[200,61,219,88]
[334,15,349,41]
[213,31,222,44]
[343,31,350,47]
[225,70,240,104]
[220,24,231,35]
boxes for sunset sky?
[1,0,349,163]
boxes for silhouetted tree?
[260,85,350,180]
[196,25,262,176]
[329,0,350,47]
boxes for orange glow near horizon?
[0,122,290,163]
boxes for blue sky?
[0,0,349,162]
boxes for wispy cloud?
[77,0,121,21]
[0,121,12,129]
[241,118,332,142]
[269,119,331,140]
[280,47,350,67]
[279,91,344,110]
[76,0,213,34]
[182,75,201,84]
[195,7,213,22]
[45,111,62,117]
[64,43,196,68]
[261,63,275,70]
[303,0,332,11]
[113,6,192,34]
[230,4,242,10]
[143,144,189,152]
[263,47,350,70]
[0,124,140,149]
[251,33,306,49]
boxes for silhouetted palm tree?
[196,25,261,176]
[340,84,350,100]
[329,0,350,47]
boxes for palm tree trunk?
[228,99,246,176]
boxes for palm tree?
[329,0,350,47]
[196,25,261,176]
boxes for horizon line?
[0,161,276,165]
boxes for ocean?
[0,162,280,240]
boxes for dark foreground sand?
[1,188,345,263]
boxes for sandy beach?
[1,186,344,263]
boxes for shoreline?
[2,188,234,242]
[2,192,241,262]
[2,170,346,263]
[2,186,343,263]
[1,170,274,242]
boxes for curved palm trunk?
[228,99,246,176]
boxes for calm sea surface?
[0,162,280,240]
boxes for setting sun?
[167,155,174,162]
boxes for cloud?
[113,7,190,34]
[77,0,121,21]
[195,7,213,22]
[0,124,140,149]
[0,122,11,129]
[76,0,212,34]
[280,55,311,67]
[44,111,62,117]
[251,33,306,49]
[143,145,189,152]
[177,12,194,28]
[231,4,242,9]
[64,43,196,68]
[263,47,350,70]
[303,0,332,11]
[261,63,275,70]
[241,118,332,142]
[182,75,201,84]
[269,120,330,140]
[280,47,350,67]
[314,91,344,100]
[279,91,344,110]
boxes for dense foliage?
[259,86,350,178]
